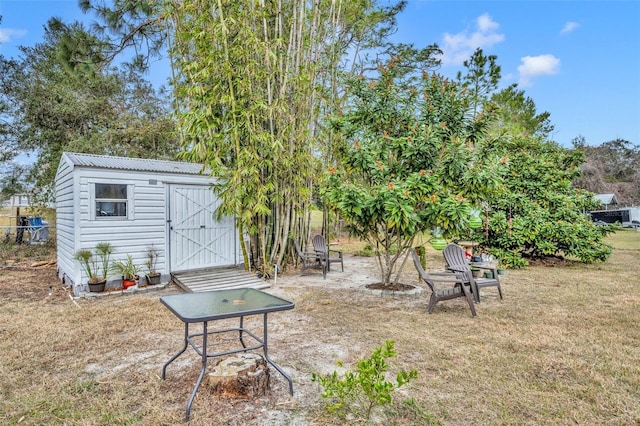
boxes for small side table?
[161,288,295,421]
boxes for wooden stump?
[207,353,270,399]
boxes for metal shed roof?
[594,193,618,206]
[63,152,207,175]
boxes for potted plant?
[496,264,507,275]
[73,242,113,292]
[145,245,161,285]
[112,254,139,289]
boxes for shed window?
[95,183,128,217]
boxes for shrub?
[311,340,417,422]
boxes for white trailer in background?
[589,207,640,228]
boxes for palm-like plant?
[112,254,139,280]
[73,242,113,283]
[95,242,113,280]
[145,245,160,276]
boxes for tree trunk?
[208,354,270,399]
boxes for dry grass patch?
[1,230,639,425]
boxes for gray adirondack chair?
[293,239,326,278]
[410,249,477,317]
[442,243,503,303]
[312,234,344,273]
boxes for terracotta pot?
[122,278,136,289]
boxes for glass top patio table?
[161,288,294,322]
[160,288,295,421]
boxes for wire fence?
[1,223,55,245]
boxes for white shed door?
[169,185,236,271]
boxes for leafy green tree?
[0,164,29,199]
[491,84,554,139]
[0,55,25,195]
[79,0,168,72]
[0,15,27,196]
[3,19,177,201]
[323,56,503,285]
[0,14,28,194]
[573,138,640,205]
[456,48,501,117]
[453,65,612,267]
[471,136,613,267]
[0,57,16,161]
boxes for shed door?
[169,185,236,272]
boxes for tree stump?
[207,353,270,399]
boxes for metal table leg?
[261,313,293,395]
[186,321,208,421]
[239,316,247,349]
[162,322,189,379]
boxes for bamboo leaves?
[168,0,397,271]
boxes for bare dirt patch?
[365,282,416,291]
[0,266,68,302]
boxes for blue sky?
[1,0,639,147]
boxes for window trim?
[89,181,134,221]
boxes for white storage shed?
[55,152,241,295]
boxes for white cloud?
[0,28,27,44]
[440,13,505,66]
[561,21,580,34]
[477,14,500,32]
[518,54,561,86]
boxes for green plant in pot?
[145,245,161,285]
[73,242,113,292]
[496,262,507,275]
[112,254,139,289]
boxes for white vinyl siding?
[54,158,77,286]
